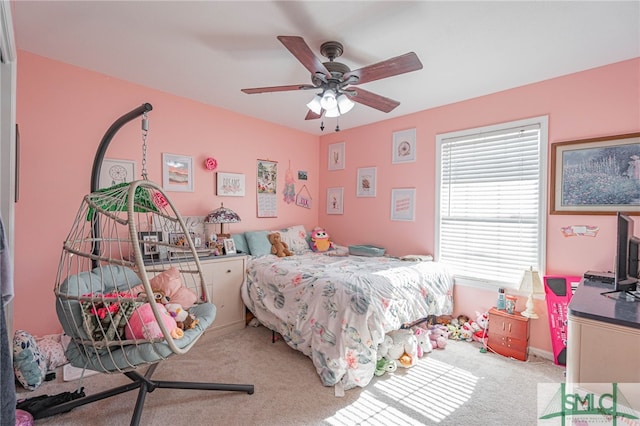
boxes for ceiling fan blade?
[347,87,400,113]
[305,110,322,120]
[344,52,423,85]
[277,36,331,78]
[241,84,316,94]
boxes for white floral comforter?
[241,253,453,390]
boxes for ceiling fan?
[241,36,423,121]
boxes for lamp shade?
[204,203,241,224]
[320,89,337,110]
[519,266,543,319]
[324,106,341,118]
[336,93,354,114]
[519,267,544,294]
[306,94,322,115]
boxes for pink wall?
[14,50,640,356]
[318,58,640,353]
[14,51,319,336]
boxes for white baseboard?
[528,346,554,362]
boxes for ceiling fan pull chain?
[141,111,149,180]
[320,120,325,131]
[335,117,340,132]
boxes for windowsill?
[454,277,546,299]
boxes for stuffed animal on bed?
[268,232,293,257]
[309,227,334,252]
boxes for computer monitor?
[629,236,640,279]
[612,212,638,294]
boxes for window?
[435,116,548,289]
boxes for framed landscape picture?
[162,153,194,192]
[551,132,640,214]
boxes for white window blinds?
[436,117,547,289]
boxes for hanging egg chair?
[43,104,253,425]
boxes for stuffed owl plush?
[309,227,334,252]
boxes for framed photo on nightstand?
[223,238,236,255]
[138,231,162,260]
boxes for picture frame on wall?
[327,187,344,214]
[99,158,136,189]
[391,188,416,221]
[356,167,377,197]
[216,172,245,197]
[257,159,278,217]
[328,142,345,170]
[551,132,640,214]
[392,128,417,164]
[162,153,194,192]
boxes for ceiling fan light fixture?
[320,89,337,110]
[324,106,341,118]
[336,94,354,114]
[306,94,322,115]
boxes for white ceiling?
[11,1,640,136]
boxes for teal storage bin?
[348,245,386,257]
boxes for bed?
[239,228,453,392]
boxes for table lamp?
[204,203,241,240]
[519,266,544,319]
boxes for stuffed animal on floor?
[268,232,293,257]
[309,227,334,252]
[429,324,449,349]
[413,327,433,357]
[387,329,418,368]
[446,323,461,340]
[456,314,470,325]
[377,334,394,360]
[374,357,397,377]
[374,334,398,376]
[472,311,489,343]
[459,322,474,342]
[436,315,453,325]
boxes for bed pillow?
[131,267,197,308]
[273,225,310,254]
[231,233,250,254]
[245,230,272,256]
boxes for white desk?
[567,281,640,404]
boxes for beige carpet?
[16,325,565,425]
